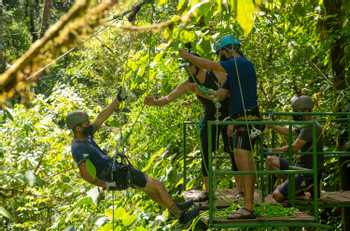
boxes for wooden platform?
[296,190,350,207]
[183,189,262,209]
[202,211,314,225]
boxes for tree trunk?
[40,0,52,38]
[323,1,350,230]
[323,0,347,90]
[26,0,38,42]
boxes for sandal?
[228,207,257,219]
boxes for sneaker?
[176,200,194,210]
[179,207,200,224]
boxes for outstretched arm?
[179,49,226,73]
[93,96,120,129]
[272,138,306,153]
[269,125,297,136]
[145,80,194,106]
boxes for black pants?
[200,118,238,177]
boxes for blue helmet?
[214,35,241,52]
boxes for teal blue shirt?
[221,56,258,117]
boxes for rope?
[110,3,154,229]
[232,55,260,184]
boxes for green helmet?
[214,35,241,52]
[291,95,313,112]
[66,111,89,129]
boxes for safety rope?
[110,3,154,230]
[232,55,260,185]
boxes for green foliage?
[1,0,350,230]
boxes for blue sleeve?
[220,60,233,76]
[72,145,90,166]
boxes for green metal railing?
[207,120,319,227]
[182,112,350,229]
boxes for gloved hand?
[105,181,118,191]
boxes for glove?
[105,182,118,191]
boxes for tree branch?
[0,0,118,105]
[118,0,210,32]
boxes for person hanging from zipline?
[144,54,242,201]
[66,94,199,225]
[265,95,323,203]
[179,35,261,219]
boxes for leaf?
[177,0,187,11]
[86,159,96,178]
[157,0,168,6]
[87,187,100,205]
[121,213,136,227]
[95,216,109,227]
[25,170,36,187]
[0,207,12,220]
[63,226,76,231]
[236,0,255,35]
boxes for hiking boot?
[179,207,200,224]
[176,200,194,210]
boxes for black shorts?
[277,158,313,197]
[233,127,257,151]
[112,163,147,189]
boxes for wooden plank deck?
[295,191,350,207]
[320,191,350,204]
[183,189,261,209]
[201,211,314,225]
[184,189,350,211]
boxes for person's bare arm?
[272,138,306,153]
[93,96,120,129]
[269,125,291,136]
[145,80,194,106]
[78,161,106,189]
[179,49,226,73]
[215,88,229,101]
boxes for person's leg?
[141,175,199,224]
[229,130,257,218]
[266,155,281,170]
[199,119,209,191]
[222,125,242,193]
[234,148,256,211]
[142,176,182,217]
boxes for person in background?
[265,95,323,203]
